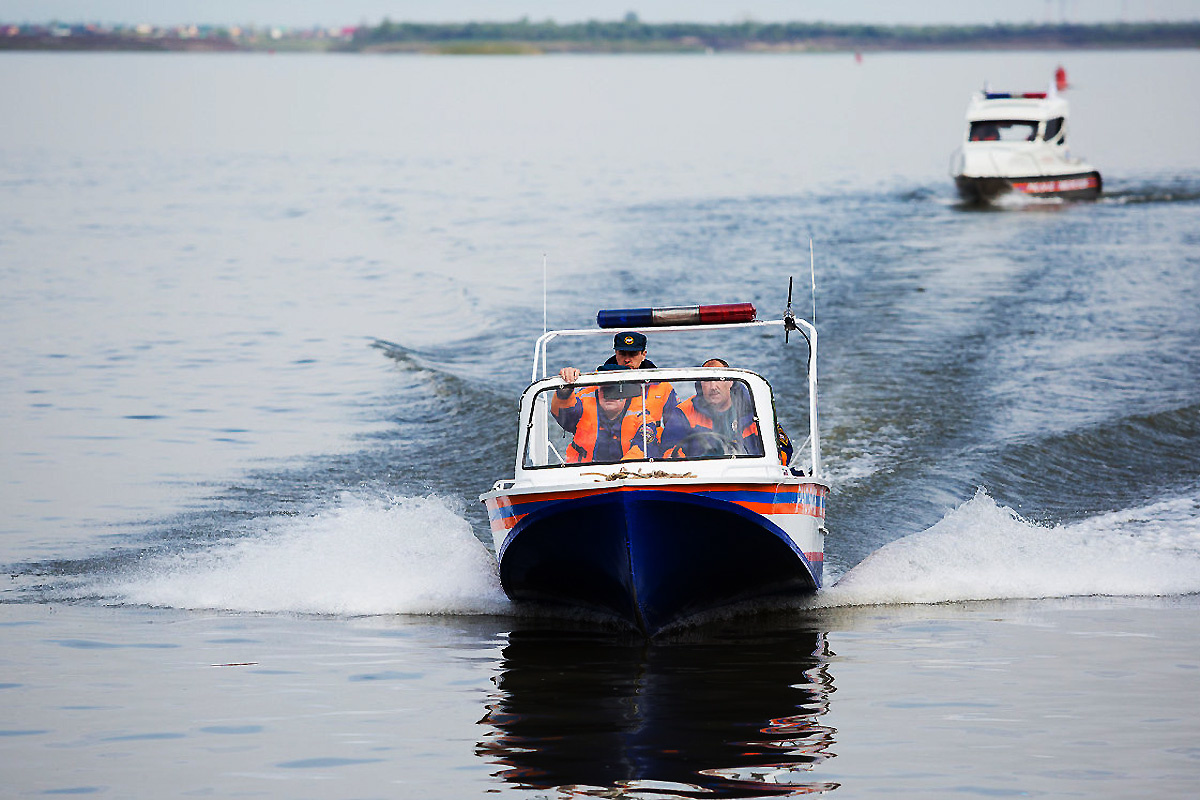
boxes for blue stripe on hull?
[498,490,819,636]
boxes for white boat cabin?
[963,90,1071,147]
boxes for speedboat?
[480,302,828,636]
[950,84,1101,204]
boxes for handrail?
[526,316,822,480]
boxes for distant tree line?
[4,17,1197,53]
[348,17,1200,51]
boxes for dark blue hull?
[955,170,1102,203]
[497,490,820,636]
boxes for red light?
[698,303,756,324]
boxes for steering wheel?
[675,431,738,458]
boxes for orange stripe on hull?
[485,483,827,533]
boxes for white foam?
[107,494,510,616]
[818,489,1200,607]
[990,190,1064,210]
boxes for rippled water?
[2,49,1199,797]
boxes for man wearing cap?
[556,331,676,425]
[550,364,659,463]
[557,330,654,384]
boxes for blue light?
[597,308,654,328]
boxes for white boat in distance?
[480,302,828,636]
[950,84,1101,204]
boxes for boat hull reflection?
[477,623,838,797]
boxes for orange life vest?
[664,396,760,458]
[554,388,654,464]
[639,381,676,422]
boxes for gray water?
[2,50,1199,797]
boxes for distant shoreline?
[3,19,1198,54]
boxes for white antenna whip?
[542,253,548,336]
[809,238,817,327]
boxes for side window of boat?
[1044,117,1065,143]
[523,387,576,468]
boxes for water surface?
[2,49,1199,797]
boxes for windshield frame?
[516,367,784,475]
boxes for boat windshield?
[523,377,768,469]
[969,120,1038,142]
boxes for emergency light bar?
[597,303,756,329]
[983,91,1047,100]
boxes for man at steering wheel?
[661,358,765,459]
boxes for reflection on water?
[478,620,838,797]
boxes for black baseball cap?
[613,331,647,351]
[597,363,639,398]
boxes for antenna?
[809,238,817,329]
[542,253,548,336]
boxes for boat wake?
[92,493,509,616]
[818,488,1200,607]
[988,191,1065,210]
[18,486,1199,623]
[1099,175,1200,205]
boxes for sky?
[3,0,1199,27]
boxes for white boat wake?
[103,493,509,616]
[93,486,1200,619]
[819,488,1200,607]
